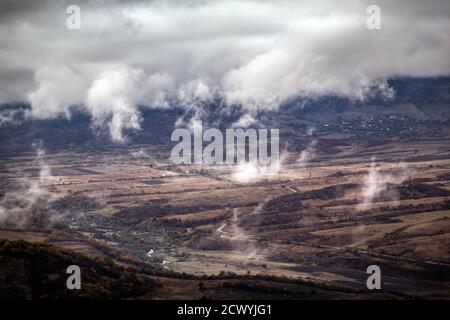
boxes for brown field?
[1,138,450,298]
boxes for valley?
[1,134,449,299]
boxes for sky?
[0,0,449,141]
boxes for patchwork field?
[1,138,450,298]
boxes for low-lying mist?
[0,143,60,230]
[357,157,413,210]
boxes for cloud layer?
[1,0,449,141]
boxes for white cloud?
[0,0,449,140]
[28,65,87,118]
[85,67,173,142]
